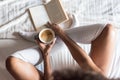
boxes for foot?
[18,31,38,42]
[18,13,79,42]
[59,13,79,29]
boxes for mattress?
[0,0,120,80]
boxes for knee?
[105,24,115,31]
[6,56,17,72]
[104,24,116,38]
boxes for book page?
[45,0,68,24]
[29,5,50,31]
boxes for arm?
[43,52,52,80]
[48,23,102,74]
[35,37,55,80]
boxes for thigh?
[90,24,116,75]
[10,37,65,66]
[65,24,106,44]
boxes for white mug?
[39,28,55,44]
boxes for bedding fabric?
[0,0,120,80]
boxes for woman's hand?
[46,22,65,35]
[35,35,56,57]
[35,35,56,80]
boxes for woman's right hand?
[47,22,65,35]
[35,35,56,57]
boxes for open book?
[29,0,68,31]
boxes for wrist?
[56,30,66,38]
[59,32,69,40]
[43,53,50,59]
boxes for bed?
[0,0,120,80]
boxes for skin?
[35,37,56,80]
[90,24,116,75]
[6,23,116,80]
[47,23,116,76]
[47,23,102,72]
[6,56,43,80]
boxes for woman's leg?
[49,23,116,76]
[90,24,116,75]
[6,46,44,80]
[5,38,65,80]
[64,23,116,76]
[6,23,114,79]
[6,56,43,80]
[65,24,106,44]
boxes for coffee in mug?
[39,28,55,44]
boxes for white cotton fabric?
[11,19,106,67]
[65,23,106,44]
[17,13,80,43]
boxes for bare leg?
[48,23,102,73]
[48,23,116,76]
[6,56,43,80]
[90,24,116,75]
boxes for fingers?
[34,34,39,39]
[44,22,52,28]
[34,34,45,48]
[34,23,57,55]
[46,22,57,29]
[46,38,56,48]
[34,33,56,51]
[51,38,56,45]
[34,34,40,44]
[44,38,56,55]
[47,22,51,27]
[34,34,46,51]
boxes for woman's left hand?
[35,36,56,57]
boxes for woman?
[34,22,116,80]
[6,19,116,79]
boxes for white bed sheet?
[1,0,120,80]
